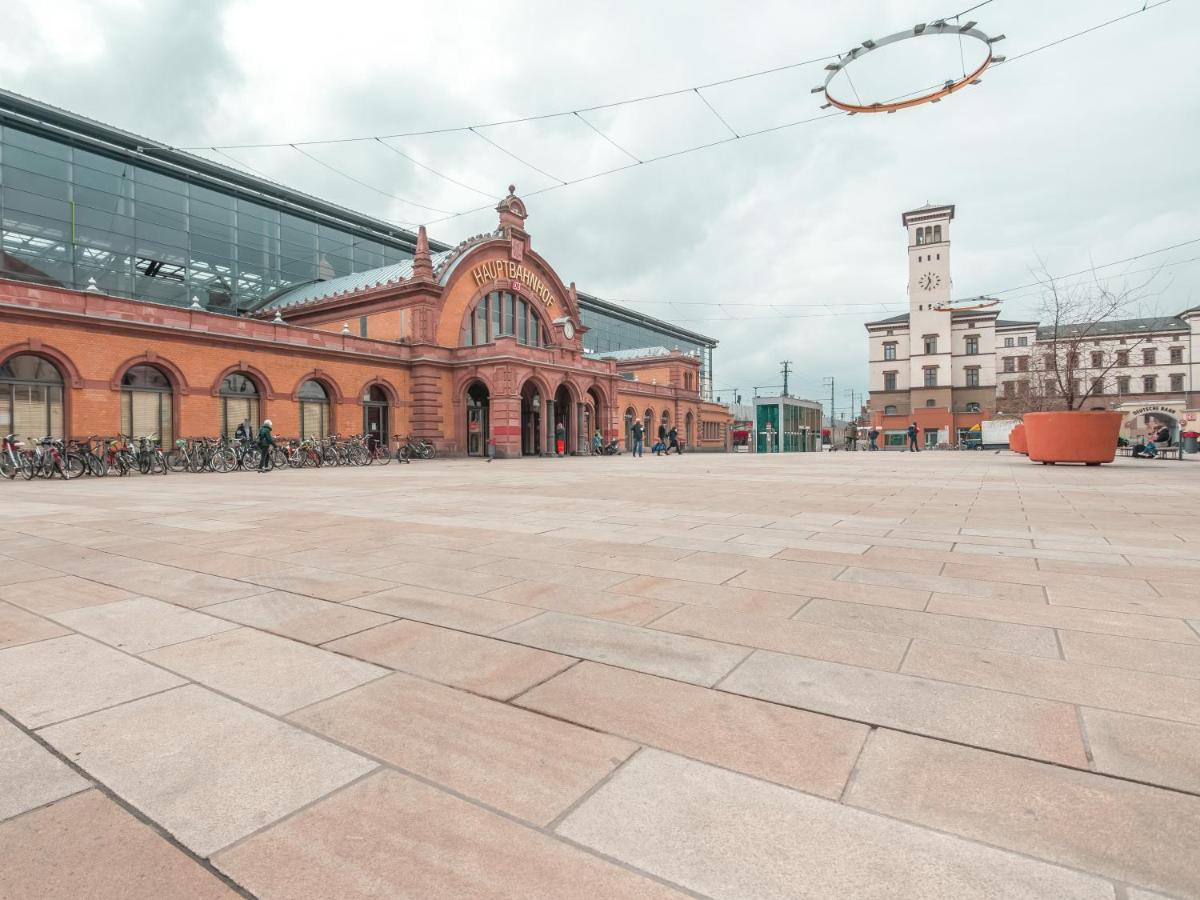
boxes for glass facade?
[579,301,714,399]
[0,124,411,313]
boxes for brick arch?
[453,370,497,399]
[210,363,274,431]
[110,352,190,394]
[517,371,554,402]
[0,340,81,439]
[453,284,556,348]
[358,376,399,405]
[0,340,83,388]
[209,362,276,399]
[290,370,346,404]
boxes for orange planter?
[1023,411,1122,465]
[1009,423,1027,455]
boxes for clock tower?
[903,204,954,407]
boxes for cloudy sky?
[2,0,1197,412]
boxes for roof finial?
[411,224,433,280]
[508,184,516,196]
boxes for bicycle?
[1,434,28,480]
[396,434,435,461]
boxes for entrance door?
[520,383,541,455]
[466,382,489,456]
[923,428,939,449]
[363,385,389,447]
[553,385,572,455]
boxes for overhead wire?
[288,143,453,214]
[373,138,495,200]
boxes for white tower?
[903,204,954,403]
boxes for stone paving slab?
[325,618,576,700]
[0,633,184,728]
[517,660,868,798]
[496,611,751,686]
[558,748,1114,900]
[1080,707,1200,794]
[40,685,377,856]
[49,596,239,654]
[0,600,70,650]
[214,769,685,899]
[0,574,136,615]
[0,790,238,899]
[143,627,388,715]
[721,649,1088,765]
[0,716,89,821]
[484,579,677,624]
[845,729,1200,898]
[202,589,395,644]
[290,671,636,826]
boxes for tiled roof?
[864,313,909,327]
[257,251,453,312]
[1037,316,1187,340]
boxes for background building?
[866,203,1200,447]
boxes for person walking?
[667,425,680,455]
[657,420,667,451]
[846,423,857,452]
[592,430,602,454]
[868,426,879,450]
[631,419,644,458]
[257,418,276,472]
[907,421,920,452]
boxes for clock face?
[919,272,942,291]
[562,321,575,340]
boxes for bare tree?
[997,262,1163,416]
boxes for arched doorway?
[0,354,64,442]
[298,380,331,439]
[1122,407,1182,446]
[466,381,490,456]
[363,385,390,445]
[520,381,542,456]
[624,406,636,450]
[586,387,604,454]
[660,409,671,443]
[643,408,653,446]
[685,411,694,449]
[220,373,260,438]
[553,384,573,455]
[121,365,173,446]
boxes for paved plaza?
[1,451,1199,899]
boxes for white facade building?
[867,204,1200,447]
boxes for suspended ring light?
[812,20,1006,114]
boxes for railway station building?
[0,91,730,457]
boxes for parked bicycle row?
[0,433,438,480]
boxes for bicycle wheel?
[420,443,436,460]
[167,450,189,473]
[87,454,108,477]
[211,447,235,473]
[64,454,86,479]
[189,451,208,474]
[0,454,14,479]
[397,446,410,462]
[375,447,392,466]
[241,447,260,470]
[271,448,288,469]
[155,450,169,474]
[18,455,35,480]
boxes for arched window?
[461,290,549,348]
[0,354,64,442]
[121,365,172,446]
[660,410,671,437]
[915,229,924,246]
[685,412,694,447]
[884,405,897,415]
[933,225,942,242]
[624,406,636,449]
[220,373,259,438]
[965,401,981,413]
[924,226,933,243]
[643,408,653,442]
[298,380,330,439]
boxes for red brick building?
[0,190,730,457]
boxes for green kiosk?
[754,396,823,453]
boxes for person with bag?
[257,419,276,473]
[631,419,644,458]
[907,422,920,452]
